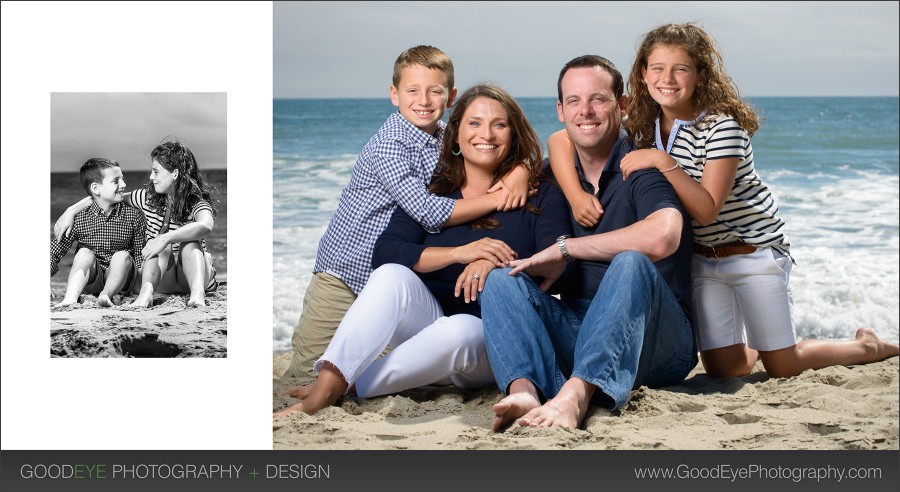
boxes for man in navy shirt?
[480,55,697,431]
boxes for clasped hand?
[620,149,674,179]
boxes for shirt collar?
[654,110,707,152]
[391,111,445,146]
[88,200,122,218]
[572,128,632,182]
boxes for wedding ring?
[473,274,481,281]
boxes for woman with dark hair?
[275,84,570,418]
[55,138,219,308]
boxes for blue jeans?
[481,251,697,410]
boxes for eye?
[494,122,508,129]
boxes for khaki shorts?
[284,272,357,379]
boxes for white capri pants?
[315,263,495,398]
[692,247,797,352]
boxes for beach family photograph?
[272,1,898,451]
[50,92,228,358]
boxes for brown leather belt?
[693,241,757,259]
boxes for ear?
[172,169,179,181]
[618,95,627,116]
[389,85,400,107]
[556,100,564,124]
[90,181,101,197]
[446,87,458,108]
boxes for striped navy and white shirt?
[50,201,147,276]
[313,111,455,294]
[130,188,214,259]
[655,112,791,258]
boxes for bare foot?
[273,364,348,418]
[97,294,113,307]
[130,296,153,308]
[491,378,541,432]
[56,298,78,308]
[492,392,541,432]
[285,384,314,399]
[519,378,594,430]
[187,294,206,308]
[857,327,900,361]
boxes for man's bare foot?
[857,327,900,361]
[519,378,594,430]
[492,378,541,432]
[97,294,113,307]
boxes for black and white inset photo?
[50,92,227,358]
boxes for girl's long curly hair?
[625,22,759,149]
[146,138,218,222]
[430,84,543,229]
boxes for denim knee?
[610,250,653,272]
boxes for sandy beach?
[49,282,227,358]
[273,352,898,450]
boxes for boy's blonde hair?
[392,45,454,91]
[625,22,759,149]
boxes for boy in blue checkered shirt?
[285,45,532,378]
[51,158,147,308]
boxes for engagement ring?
[473,274,481,281]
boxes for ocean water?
[273,97,899,354]
[50,169,228,288]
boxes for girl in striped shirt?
[548,23,897,378]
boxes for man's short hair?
[557,55,624,102]
[80,157,120,195]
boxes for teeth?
[659,88,676,95]
[415,110,433,116]
[579,124,598,129]
[474,144,496,150]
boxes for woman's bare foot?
[97,294,114,307]
[492,379,541,432]
[285,384,314,399]
[273,363,348,418]
[857,327,900,361]
[519,378,594,430]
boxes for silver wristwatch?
[557,235,575,262]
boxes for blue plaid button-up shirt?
[312,111,455,293]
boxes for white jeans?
[692,247,797,351]
[315,264,495,398]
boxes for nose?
[479,123,495,140]
[579,99,595,117]
[418,91,430,106]
[662,68,675,83]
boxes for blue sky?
[275,1,900,98]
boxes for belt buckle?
[712,246,719,259]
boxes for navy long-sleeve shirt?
[372,179,571,317]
